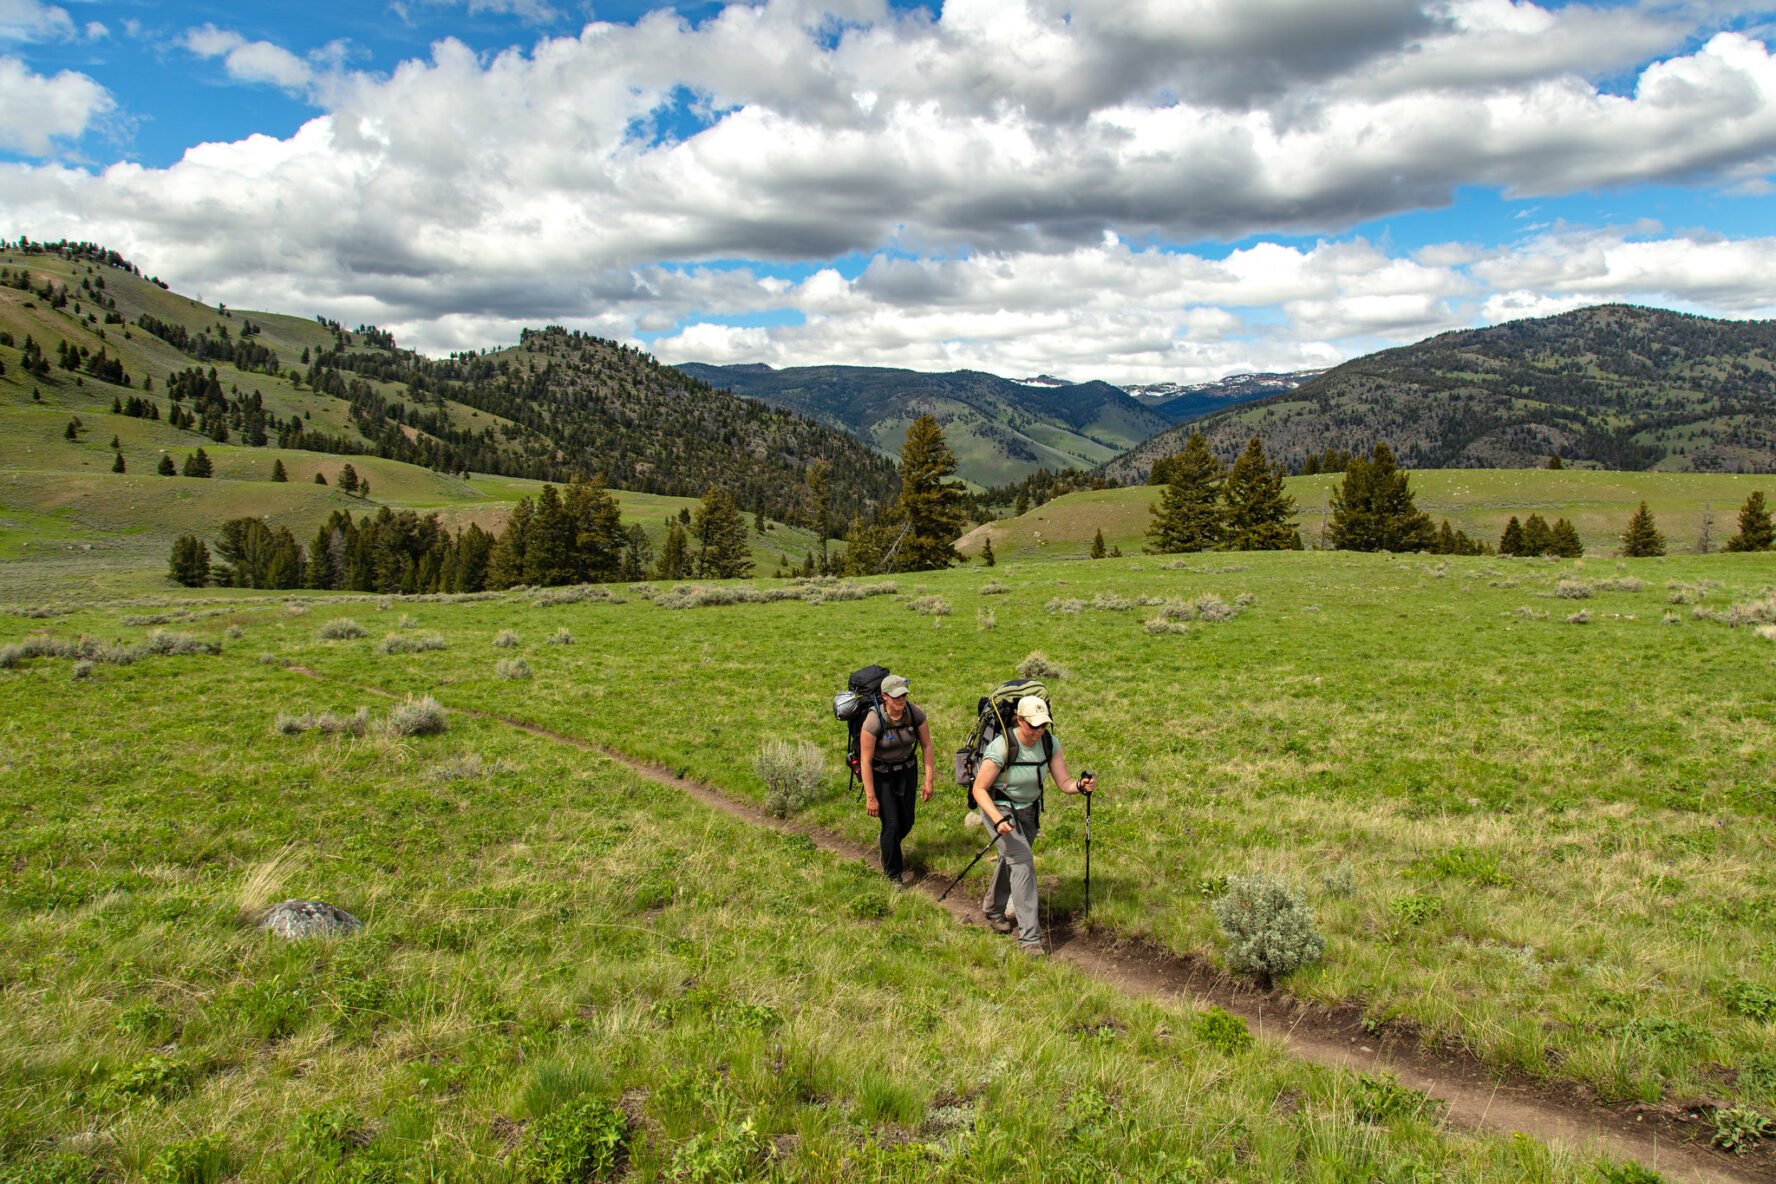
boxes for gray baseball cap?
[881,674,910,698]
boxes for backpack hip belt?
[872,758,917,774]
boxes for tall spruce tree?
[484,497,533,589]
[805,460,832,573]
[693,485,753,579]
[1220,436,1299,551]
[1327,444,1433,552]
[1725,490,1774,552]
[1619,501,1666,557]
[1090,528,1107,559]
[619,523,652,582]
[1521,513,1554,556]
[182,448,213,478]
[1549,517,1583,557]
[1498,516,1524,555]
[271,458,288,482]
[564,476,624,583]
[1145,432,1226,553]
[980,535,995,566]
[168,535,210,587]
[522,484,573,586]
[891,414,970,572]
[157,454,176,476]
[655,520,691,580]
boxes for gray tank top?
[863,703,926,766]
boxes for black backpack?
[833,664,891,793]
[953,678,1054,808]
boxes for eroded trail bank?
[288,666,1773,1184]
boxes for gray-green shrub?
[319,618,366,640]
[1211,872,1325,989]
[386,696,449,736]
[754,739,826,818]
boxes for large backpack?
[953,678,1054,808]
[833,664,891,794]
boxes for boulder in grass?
[260,899,361,939]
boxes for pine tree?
[157,454,176,476]
[1549,518,1583,557]
[693,485,753,579]
[1146,432,1226,553]
[655,520,691,580]
[485,497,533,589]
[980,536,995,566]
[1619,501,1666,557]
[314,471,327,485]
[1521,513,1554,557]
[1327,444,1433,552]
[522,484,573,586]
[1220,436,1298,551]
[1090,528,1106,559]
[168,535,210,586]
[1547,454,1563,470]
[1498,517,1524,555]
[271,458,287,482]
[182,448,213,478]
[892,415,970,572]
[339,463,359,495]
[111,452,125,473]
[1724,491,1774,552]
[563,475,624,583]
[805,460,832,573]
[619,523,652,582]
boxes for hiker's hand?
[865,795,880,818]
[920,776,933,802]
[994,817,1013,836]
[1078,770,1096,795]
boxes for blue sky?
[4,0,1776,384]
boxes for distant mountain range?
[1105,305,1776,482]
[676,363,1174,486]
[1123,371,1322,420]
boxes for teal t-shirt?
[982,732,1061,805]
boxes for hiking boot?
[1019,941,1047,957]
[985,913,1014,934]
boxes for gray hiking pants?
[980,801,1041,947]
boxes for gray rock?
[260,899,362,939]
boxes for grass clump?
[496,658,532,680]
[1211,872,1325,990]
[1554,579,1594,599]
[318,618,366,640]
[1017,650,1066,679]
[376,631,448,654]
[144,1131,234,1184]
[546,627,575,645]
[516,1096,629,1182]
[754,739,826,818]
[492,629,521,648]
[386,696,449,736]
[1191,1007,1253,1055]
[907,595,951,616]
[979,581,1010,595]
[1723,981,1776,1023]
[274,707,370,737]
[142,630,221,656]
[1045,597,1085,614]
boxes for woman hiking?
[859,674,936,886]
[971,694,1096,955]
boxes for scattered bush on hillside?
[1,632,223,669]
[386,696,448,736]
[318,618,366,640]
[426,752,510,784]
[907,595,951,616]
[1568,610,1591,625]
[143,630,220,656]
[71,660,93,681]
[1016,651,1067,679]
[275,707,369,737]
[516,1096,629,1183]
[1594,576,1645,593]
[492,629,520,649]
[1045,597,1085,614]
[1143,617,1190,635]
[377,632,448,655]
[1211,872,1325,989]
[1554,579,1594,599]
[495,658,531,680]
[1090,591,1133,611]
[977,607,996,631]
[979,581,1010,595]
[546,627,575,645]
[532,585,623,607]
[755,739,826,818]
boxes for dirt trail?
[292,668,1773,1183]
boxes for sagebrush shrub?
[386,696,448,736]
[492,629,520,649]
[546,627,575,645]
[907,595,951,616]
[377,632,448,655]
[979,581,1010,596]
[1044,597,1085,614]
[143,630,220,656]
[1017,651,1066,679]
[495,657,532,680]
[1211,872,1325,988]
[754,739,826,818]
[1555,579,1594,599]
[318,618,365,640]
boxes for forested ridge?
[1106,304,1776,480]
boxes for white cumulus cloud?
[0,55,113,154]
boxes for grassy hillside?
[1106,304,1776,481]
[957,469,1776,562]
[679,363,1173,487]
[4,550,1775,1179]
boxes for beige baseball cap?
[881,674,910,698]
[1015,695,1051,725]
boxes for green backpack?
[953,678,1054,808]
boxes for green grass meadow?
[4,542,1776,1179]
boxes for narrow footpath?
[288,666,1775,1184]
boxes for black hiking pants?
[874,764,918,880]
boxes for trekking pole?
[1083,787,1092,916]
[937,829,1002,902]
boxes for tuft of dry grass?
[235,842,304,927]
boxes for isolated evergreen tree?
[892,415,970,572]
[980,535,995,566]
[1146,432,1226,553]
[693,485,753,579]
[63,418,79,441]
[1547,454,1563,470]
[1521,513,1554,557]
[168,535,210,587]
[1014,492,1029,517]
[522,484,572,586]
[182,448,213,478]
[314,471,327,485]
[1619,501,1666,557]
[1549,517,1584,558]
[1090,528,1107,559]
[1724,491,1774,552]
[157,454,176,476]
[564,475,624,583]
[1327,444,1433,552]
[1220,436,1299,551]
[271,458,287,482]
[655,520,691,580]
[339,463,359,495]
[111,452,125,474]
[804,460,832,573]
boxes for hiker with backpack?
[858,674,936,886]
[970,694,1096,955]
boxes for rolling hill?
[677,362,1172,487]
[1105,305,1776,482]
